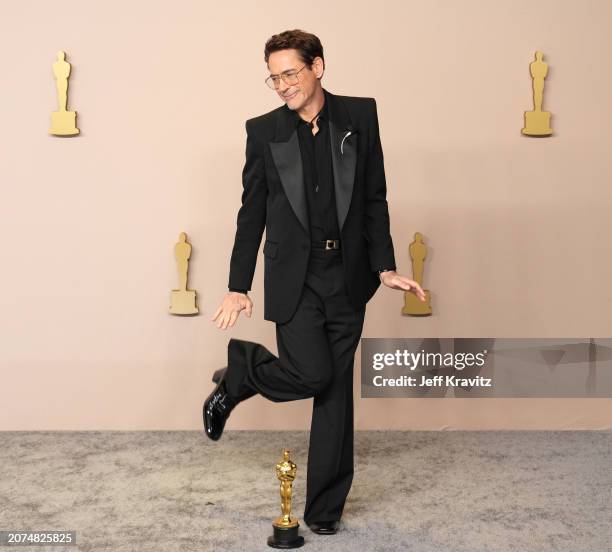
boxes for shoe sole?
[307,521,340,535]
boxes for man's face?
[267,49,323,111]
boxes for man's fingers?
[410,281,427,300]
[400,277,414,291]
[211,305,222,321]
[398,277,426,299]
[214,304,248,329]
[215,312,224,328]
[228,310,239,328]
[244,301,253,317]
[412,282,423,294]
[222,311,231,330]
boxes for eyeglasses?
[265,65,308,90]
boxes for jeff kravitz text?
[371,374,493,387]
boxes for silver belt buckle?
[325,239,339,250]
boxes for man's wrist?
[228,288,248,294]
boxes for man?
[203,29,426,535]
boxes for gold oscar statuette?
[267,449,304,549]
[169,232,199,315]
[50,51,80,136]
[401,232,433,316]
[522,51,553,136]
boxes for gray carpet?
[0,430,610,551]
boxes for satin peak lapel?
[269,130,308,233]
[330,121,357,233]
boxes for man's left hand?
[379,270,427,302]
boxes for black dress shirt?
[294,97,341,245]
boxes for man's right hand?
[211,292,253,330]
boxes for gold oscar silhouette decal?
[401,232,432,316]
[50,51,80,136]
[268,449,304,548]
[522,51,553,136]
[169,232,199,315]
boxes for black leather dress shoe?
[306,520,339,535]
[212,366,227,384]
[203,370,237,441]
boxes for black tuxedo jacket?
[228,87,396,324]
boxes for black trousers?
[224,246,366,523]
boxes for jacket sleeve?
[227,119,267,291]
[364,98,397,272]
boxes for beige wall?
[1,0,611,430]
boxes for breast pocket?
[263,239,278,259]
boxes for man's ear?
[314,57,325,79]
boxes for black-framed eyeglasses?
[265,65,308,90]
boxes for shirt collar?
[291,96,328,129]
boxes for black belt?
[311,239,341,250]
